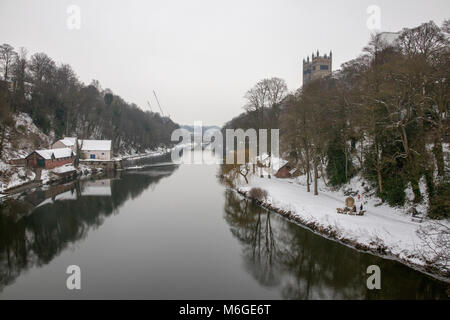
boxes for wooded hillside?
[0,46,178,155]
[223,21,449,218]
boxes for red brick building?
[275,163,298,179]
[25,148,74,169]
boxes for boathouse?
[53,137,113,160]
[25,148,74,169]
[275,162,298,179]
[78,139,112,160]
[52,137,78,153]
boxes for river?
[0,150,448,299]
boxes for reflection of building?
[81,179,112,196]
[26,181,77,208]
[28,179,112,209]
[302,50,332,86]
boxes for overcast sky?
[0,0,449,126]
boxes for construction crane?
[153,90,169,118]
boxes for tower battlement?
[302,50,332,86]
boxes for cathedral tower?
[302,50,332,86]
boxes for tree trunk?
[306,148,310,193]
[319,155,328,187]
[0,125,6,158]
[313,159,318,196]
[344,142,348,180]
[375,143,383,194]
[411,177,422,204]
[400,125,409,158]
[433,138,444,177]
[377,165,383,194]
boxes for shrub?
[428,182,450,219]
[248,187,268,202]
[326,138,354,187]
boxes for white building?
[379,31,401,47]
[81,179,112,196]
[52,137,77,153]
[78,139,112,160]
[52,137,112,160]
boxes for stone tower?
[302,50,332,86]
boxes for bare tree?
[11,47,28,111]
[0,44,17,81]
[417,221,450,273]
[244,77,287,128]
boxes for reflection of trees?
[0,165,177,292]
[224,190,280,287]
[223,190,449,300]
[275,221,367,299]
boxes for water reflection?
[0,151,448,299]
[223,190,449,300]
[122,151,174,169]
[0,165,178,292]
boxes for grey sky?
[0,0,448,126]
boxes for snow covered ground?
[116,147,169,161]
[0,166,36,192]
[0,111,109,192]
[0,113,53,192]
[51,164,77,174]
[237,174,450,279]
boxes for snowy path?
[292,180,419,227]
[238,176,449,274]
[247,177,417,227]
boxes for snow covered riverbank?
[0,163,104,195]
[236,175,450,281]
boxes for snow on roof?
[79,139,112,151]
[273,157,288,171]
[58,137,77,147]
[52,164,76,173]
[34,148,73,160]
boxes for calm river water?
[0,150,448,299]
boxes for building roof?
[54,137,112,152]
[78,139,112,151]
[379,32,401,46]
[32,148,74,160]
[58,137,77,147]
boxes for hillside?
[0,45,179,160]
[0,112,52,191]
[222,21,450,219]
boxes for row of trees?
[224,21,449,218]
[0,45,178,155]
